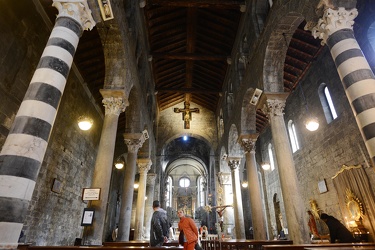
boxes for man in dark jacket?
[150,200,169,246]
[320,213,355,243]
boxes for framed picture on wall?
[82,188,101,201]
[81,208,95,226]
[51,178,63,193]
[318,179,328,194]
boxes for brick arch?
[263,13,305,92]
[125,85,143,132]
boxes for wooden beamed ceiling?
[39,1,322,134]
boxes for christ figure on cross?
[174,101,199,129]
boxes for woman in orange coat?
[178,208,198,250]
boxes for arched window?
[319,83,338,123]
[288,120,300,153]
[166,176,173,207]
[197,176,206,207]
[179,177,190,187]
[268,143,275,171]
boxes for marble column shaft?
[240,135,267,239]
[0,1,95,248]
[227,157,246,239]
[144,173,157,239]
[84,91,127,245]
[134,159,152,240]
[264,94,309,244]
[117,133,146,241]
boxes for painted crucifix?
[173,101,199,129]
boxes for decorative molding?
[52,0,95,30]
[311,7,358,45]
[332,164,362,179]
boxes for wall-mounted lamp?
[78,116,93,131]
[299,82,319,132]
[114,161,124,169]
[134,183,139,189]
[305,117,320,131]
[250,88,263,105]
[261,162,271,171]
[241,181,248,188]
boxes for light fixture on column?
[241,181,248,188]
[261,162,271,171]
[77,116,93,131]
[134,183,139,189]
[114,160,124,169]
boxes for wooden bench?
[25,246,183,250]
[263,242,375,250]
[220,239,293,250]
[103,241,180,247]
[201,239,293,250]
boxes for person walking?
[150,200,169,246]
[320,213,355,243]
[178,208,198,250]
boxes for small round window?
[179,177,191,187]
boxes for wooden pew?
[25,246,183,250]
[263,242,375,250]
[103,240,180,247]
[220,239,293,250]
[201,239,220,250]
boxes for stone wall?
[260,41,375,237]
[0,1,102,245]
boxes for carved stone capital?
[124,133,146,153]
[100,89,129,116]
[311,7,358,45]
[239,134,258,153]
[52,0,96,31]
[217,172,231,185]
[147,173,157,185]
[137,158,152,174]
[226,157,241,170]
[102,97,127,115]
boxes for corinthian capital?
[263,99,285,117]
[100,89,129,115]
[311,7,358,45]
[102,97,127,116]
[124,133,146,153]
[147,173,157,186]
[52,0,96,30]
[226,157,241,170]
[217,172,231,185]
[239,134,258,153]
[137,158,152,174]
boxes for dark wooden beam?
[152,52,227,61]
[156,88,221,94]
[146,0,245,9]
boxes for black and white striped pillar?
[0,1,94,248]
[312,7,375,165]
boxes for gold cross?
[173,101,199,129]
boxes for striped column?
[0,1,94,248]
[312,7,375,164]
